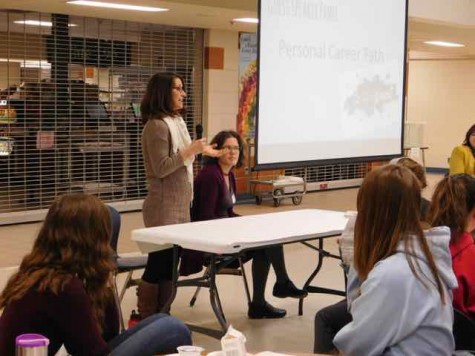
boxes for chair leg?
[188,258,251,307]
[189,265,211,307]
[112,273,126,332]
[119,271,133,302]
[190,286,202,307]
[238,257,252,304]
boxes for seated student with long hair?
[0,193,191,356]
[333,165,457,355]
[428,174,475,319]
[314,157,430,354]
[189,130,307,319]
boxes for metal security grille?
[0,11,203,221]
[285,162,368,191]
[244,141,368,193]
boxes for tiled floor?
[0,173,445,354]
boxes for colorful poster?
[237,33,258,140]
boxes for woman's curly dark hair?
[204,130,246,168]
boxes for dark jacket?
[180,162,239,276]
[191,162,238,222]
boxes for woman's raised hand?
[202,143,225,157]
[181,138,224,160]
[189,138,207,155]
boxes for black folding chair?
[108,206,148,330]
[188,255,251,307]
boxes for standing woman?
[449,124,475,176]
[139,72,219,318]
[333,165,457,355]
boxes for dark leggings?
[141,249,174,283]
[314,299,352,354]
[142,245,291,301]
[247,245,290,305]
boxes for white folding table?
[132,209,348,338]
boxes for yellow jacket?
[449,145,475,176]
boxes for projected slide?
[256,0,407,168]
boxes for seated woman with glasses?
[188,130,307,319]
[333,165,457,355]
[0,193,191,356]
[428,174,475,320]
[449,124,475,176]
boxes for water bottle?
[16,334,49,356]
[128,309,141,329]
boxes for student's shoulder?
[60,277,88,297]
[452,144,471,156]
[369,254,413,287]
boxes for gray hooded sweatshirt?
[334,226,458,356]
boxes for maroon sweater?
[180,163,239,276]
[191,162,239,221]
[0,277,119,356]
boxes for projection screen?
[255,0,408,169]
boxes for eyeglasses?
[172,86,186,93]
[222,145,240,152]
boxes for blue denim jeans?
[109,314,192,356]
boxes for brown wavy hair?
[354,165,445,302]
[141,72,186,124]
[0,193,115,331]
[428,174,475,243]
[396,157,427,189]
[204,130,246,168]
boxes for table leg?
[298,237,346,316]
[173,252,230,339]
[208,254,229,332]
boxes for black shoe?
[272,280,308,299]
[248,302,287,319]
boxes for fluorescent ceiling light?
[67,1,169,12]
[232,17,258,24]
[424,41,465,48]
[14,20,77,27]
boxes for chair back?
[454,308,475,351]
[108,205,121,256]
